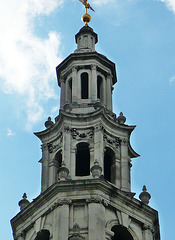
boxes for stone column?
[91,65,97,102]
[72,66,78,103]
[60,77,65,109]
[103,77,107,106]
[106,73,112,111]
[111,158,121,188]
[143,225,154,240]
[53,204,69,240]
[94,125,104,174]
[63,128,71,171]
[88,201,106,240]
[120,139,130,192]
[48,161,57,186]
[41,143,49,192]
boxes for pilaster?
[142,225,154,240]
[94,124,104,174]
[106,73,112,111]
[53,203,69,240]
[41,144,49,192]
[120,139,130,192]
[87,200,106,240]
[60,76,65,109]
[91,65,97,102]
[72,66,78,103]
[111,158,121,188]
[63,127,71,171]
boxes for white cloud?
[0,0,63,129]
[169,75,175,84]
[7,128,16,136]
[159,0,175,14]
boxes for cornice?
[11,179,158,231]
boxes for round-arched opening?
[55,150,62,168]
[104,147,115,183]
[67,78,72,103]
[35,230,50,240]
[111,225,133,240]
[97,75,103,101]
[76,142,90,176]
[81,72,89,99]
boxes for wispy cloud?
[0,0,63,129]
[92,0,115,6]
[169,75,175,84]
[159,0,175,14]
[7,128,16,137]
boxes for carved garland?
[50,199,72,211]
[86,197,109,206]
[64,126,94,140]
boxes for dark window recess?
[55,150,62,168]
[104,148,115,182]
[68,78,72,102]
[97,75,102,100]
[111,225,133,240]
[81,73,88,99]
[35,230,50,240]
[76,143,90,176]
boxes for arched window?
[81,73,89,99]
[111,225,133,240]
[35,230,50,240]
[76,143,90,176]
[97,75,103,100]
[104,147,115,183]
[55,150,62,168]
[84,35,88,48]
[67,78,72,103]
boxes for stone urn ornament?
[91,159,102,178]
[139,185,151,204]
[57,162,69,180]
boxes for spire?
[79,0,95,25]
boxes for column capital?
[107,71,113,78]
[91,64,97,70]
[72,66,78,72]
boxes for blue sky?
[0,0,175,239]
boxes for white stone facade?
[11,25,160,240]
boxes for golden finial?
[79,0,95,25]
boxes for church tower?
[11,4,160,240]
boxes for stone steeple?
[11,18,160,240]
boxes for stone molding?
[64,126,94,140]
[50,199,72,211]
[86,197,108,206]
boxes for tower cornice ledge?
[34,108,139,158]
[11,179,160,239]
[56,52,117,86]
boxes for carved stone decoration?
[18,193,30,211]
[116,211,131,229]
[50,199,72,211]
[105,109,117,122]
[71,128,79,139]
[139,185,151,205]
[68,233,85,240]
[45,117,54,129]
[90,160,102,178]
[117,112,126,125]
[103,133,121,148]
[41,144,48,153]
[57,162,69,180]
[47,143,53,153]
[47,133,63,154]
[86,197,108,206]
